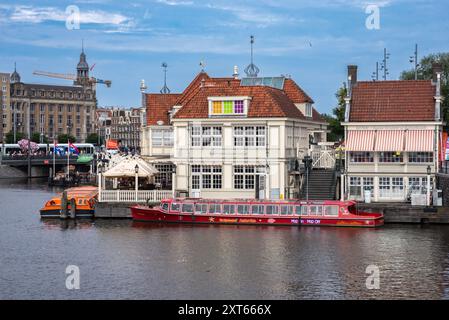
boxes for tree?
[400,52,449,130]
[31,132,49,144]
[5,131,25,143]
[85,133,100,145]
[322,86,347,142]
[57,134,77,143]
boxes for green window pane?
[224,101,233,114]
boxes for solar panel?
[240,77,285,90]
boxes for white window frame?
[208,96,251,117]
[233,126,265,147]
[152,128,173,147]
[191,126,222,147]
[191,165,222,190]
[408,152,433,163]
[233,165,266,190]
[379,177,404,199]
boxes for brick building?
[6,50,97,143]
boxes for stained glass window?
[224,101,233,114]
[234,100,244,114]
[212,101,222,114]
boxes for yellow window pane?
[212,101,222,114]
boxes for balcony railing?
[98,190,173,203]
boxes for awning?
[375,130,405,152]
[405,130,435,152]
[103,157,159,178]
[346,131,375,151]
[77,155,94,164]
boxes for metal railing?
[98,190,173,203]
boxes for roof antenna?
[160,62,171,94]
[244,35,260,78]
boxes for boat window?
[324,206,339,217]
[161,202,169,211]
[281,205,294,215]
[251,205,264,214]
[195,204,208,214]
[171,203,180,212]
[223,204,235,214]
[182,204,194,213]
[310,206,323,216]
[208,204,222,214]
[266,205,279,215]
[237,205,250,215]
[295,206,302,215]
[301,206,309,215]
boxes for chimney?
[347,65,358,87]
[432,62,443,83]
[233,65,239,79]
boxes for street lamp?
[303,156,313,202]
[427,165,431,206]
[135,164,139,201]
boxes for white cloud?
[156,0,194,6]
[6,5,130,26]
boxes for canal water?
[1,180,449,300]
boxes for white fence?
[99,190,173,203]
[311,149,336,169]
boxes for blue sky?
[1,0,448,114]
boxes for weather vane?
[244,35,260,77]
[160,62,171,94]
[200,60,206,72]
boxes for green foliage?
[57,134,77,143]
[85,133,100,145]
[5,131,25,143]
[323,86,347,142]
[31,132,49,144]
[400,52,449,130]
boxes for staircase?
[300,169,337,200]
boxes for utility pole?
[409,44,419,80]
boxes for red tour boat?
[131,198,384,228]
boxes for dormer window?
[305,103,312,117]
[208,97,250,116]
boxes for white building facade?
[343,65,444,203]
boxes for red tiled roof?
[175,72,210,106]
[283,78,314,104]
[174,85,311,120]
[350,80,436,122]
[146,93,181,125]
[170,73,324,122]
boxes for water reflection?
[2,181,449,299]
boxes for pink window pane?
[234,101,244,114]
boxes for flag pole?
[53,139,56,178]
[67,139,70,180]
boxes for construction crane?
[33,70,112,88]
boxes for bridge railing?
[98,190,173,203]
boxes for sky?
[1,0,449,114]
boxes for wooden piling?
[70,198,76,219]
[61,190,68,219]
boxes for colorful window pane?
[223,101,233,114]
[234,100,244,114]
[212,101,222,114]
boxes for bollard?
[61,190,68,219]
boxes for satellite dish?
[157,120,164,126]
